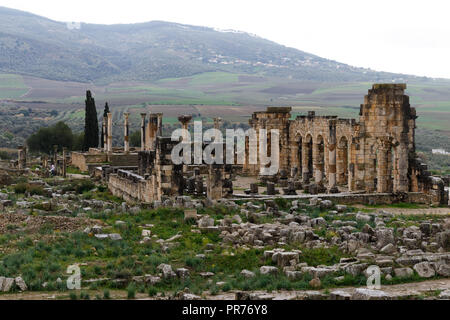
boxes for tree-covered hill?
[0,6,435,84]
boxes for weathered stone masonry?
[243,84,448,205]
[103,83,446,205]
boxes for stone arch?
[375,136,394,193]
[337,136,349,186]
[289,133,303,178]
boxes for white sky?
[1,0,450,78]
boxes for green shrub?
[13,183,27,194]
[148,286,157,297]
[103,289,110,299]
[69,292,77,300]
[13,183,45,195]
[27,185,45,196]
[75,180,95,194]
[127,284,136,299]
[80,291,90,300]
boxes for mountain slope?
[0,6,432,83]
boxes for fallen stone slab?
[351,288,391,300]
[260,266,278,275]
[240,270,255,278]
[394,267,414,278]
[413,262,435,278]
[14,276,27,291]
[108,233,122,241]
[329,290,352,300]
[439,289,450,299]
[2,277,14,292]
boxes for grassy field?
[0,72,449,147]
[0,73,29,99]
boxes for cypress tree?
[100,102,110,148]
[83,90,99,151]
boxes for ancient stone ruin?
[69,84,448,206]
[243,84,448,205]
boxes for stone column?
[302,141,311,183]
[140,113,146,151]
[313,142,324,183]
[107,112,113,153]
[178,115,192,141]
[376,139,391,193]
[213,117,222,130]
[62,147,67,178]
[395,143,409,192]
[328,120,337,191]
[42,155,48,169]
[17,146,26,169]
[178,115,192,172]
[123,112,130,153]
[102,116,107,152]
[156,113,163,136]
[207,165,223,200]
[148,113,162,151]
[266,182,275,195]
[53,145,58,167]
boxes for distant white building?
[432,148,450,155]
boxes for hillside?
[0,6,434,84]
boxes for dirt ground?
[353,205,450,216]
[0,213,104,234]
[0,278,448,300]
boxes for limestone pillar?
[107,112,113,153]
[102,116,107,152]
[178,115,192,172]
[140,113,146,151]
[266,182,275,195]
[337,139,348,185]
[123,113,130,153]
[328,120,337,191]
[301,142,311,183]
[313,142,324,183]
[53,145,58,167]
[178,115,192,141]
[42,155,48,169]
[62,147,67,178]
[148,113,163,151]
[213,117,222,130]
[376,140,392,193]
[17,146,26,169]
[395,143,409,192]
[207,165,223,200]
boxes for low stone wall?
[110,153,139,167]
[232,192,438,206]
[108,170,154,204]
[71,152,108,172]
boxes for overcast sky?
[1,0,450,78]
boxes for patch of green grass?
[299,246,349,267]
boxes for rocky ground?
[0,170,449,300]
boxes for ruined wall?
[244,107,291,175]
[355,84,417,193]
[108,170,155,204]
[109,153,139,167]
[244,84,447,205]
[71,152,108,172]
